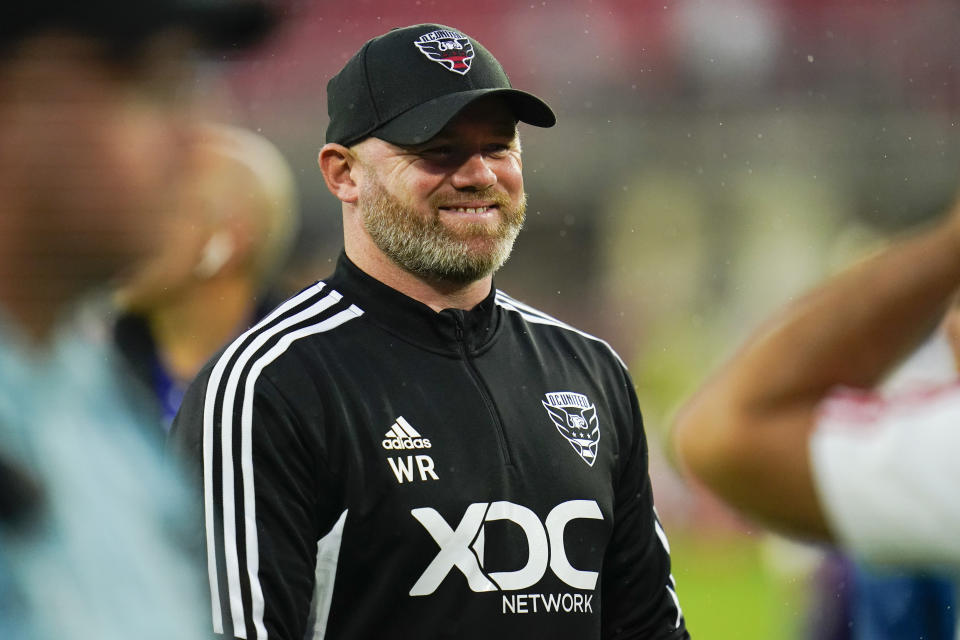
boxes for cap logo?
[413,29,475,75]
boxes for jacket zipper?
[453,315,513,466]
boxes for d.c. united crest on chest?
[542,392,600,466]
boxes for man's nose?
[451,152,497,191]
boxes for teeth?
[448,207,488,213]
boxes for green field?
[669,533,811,639]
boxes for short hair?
[196,123,299,288]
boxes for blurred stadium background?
[207,1,960,636]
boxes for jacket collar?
[327,252,501,354]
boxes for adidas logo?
[381,416,432,450]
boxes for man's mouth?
[440,205,497,214]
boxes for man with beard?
[171,24,689,640]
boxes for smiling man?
[349,99,524,289]
[172,24,689,640]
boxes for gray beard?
[358,175,526,284]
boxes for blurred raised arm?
[671,200,960,540]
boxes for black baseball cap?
[0,0,276,52]
[325,24,556,147]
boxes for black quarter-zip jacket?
[171,253,689,640]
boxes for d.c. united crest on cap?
[542,391,600,466]
[413,29,475,75]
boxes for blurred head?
[204,124,299,289]
[117,123,298,312]
[320,24,555,283]
[0,1,273,333]
[0,34,195,289]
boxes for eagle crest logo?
[542,392,600,467]
[413,29,475,75]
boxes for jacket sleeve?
[170,354,340,640]
[601,371,690,640]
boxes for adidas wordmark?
[382,416,432,450]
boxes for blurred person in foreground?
[114,123,299,432]
[672,198,960,633]
[0,1,273,637]
[172,23,689,640]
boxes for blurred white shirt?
[810,328,960,569]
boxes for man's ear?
[193,230,235,278]
[319,143,360,204]
[193,210,258,280]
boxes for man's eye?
[421,146,455,158]
[485,144,511,157]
